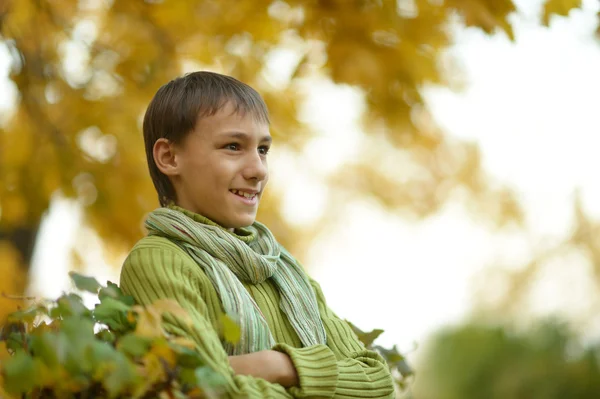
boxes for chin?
[232,215,256,228]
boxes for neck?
[166,204,255,242]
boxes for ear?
[153,138,180,177]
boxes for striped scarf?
[145,206,327,355]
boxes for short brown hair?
[143,71,270,206]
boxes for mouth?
[230,189,259,205]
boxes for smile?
[230,189,259,205]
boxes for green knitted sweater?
[119,208,394,398]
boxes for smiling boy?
[120,71,394,398]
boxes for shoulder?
[121,235,198,280]
[130,234,186,253]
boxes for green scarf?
[145,206,327,355]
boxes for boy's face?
[170,103,271,229]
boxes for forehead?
[194,102,270,137]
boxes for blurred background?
[2,0,600,397]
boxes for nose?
[242,150,268,182]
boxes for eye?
[258,145,270,155]
[225,143,241,151]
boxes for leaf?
[102,351,139,397]
[541,0,582,26]
[7,304,46,325]
[133,349,169,397]
[359,329,385,348]
[96,329,116,344]
[446,0,517,40]
[133,299,191,339]
[52,293,91,318]
[4,330,26,353]
[133,308,164,339]
[150,339,177,368]
[61,317,96,344]
[219,314,241,345]
[0,341,10,362]
[86,340,118,375]
[95,296,131,315]
[98,281,122,300]
[148,299,192,325]
[169,336,197,350]
[69,272,102,294]
[29,333,61,367]
[117,333,152,358]
[373,345,414,377]
[195,365,227,390]
[2,351,37,394]
[172,344,203,369]
[94,297,134,332]
[99,281,135,306]
[347,321,384,347]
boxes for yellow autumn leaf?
[147,298,192,325]
[132,307,164,339]
[132,299,192,338]
[126,310,136,324]
[220,314,241,345]
[143,352,167,382]
[169,336,197,350]
[0,382,18,399]
[541,0,583,26]
[1,194,28,226]
[150,340,177,368]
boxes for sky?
[12,0,600,361]
[292,0,600,351]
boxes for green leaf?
[359,329,384,347]
[374,345,414,377]
[30,333,61,367]
[62,316,96,344]
[86,340,118,369]
[7,305,47,325]
[2,351,38,394]
[69,272,102,293]
[99,281,135,306]
[219,314,241,345]
[0,341,10,362]
[58,318,97,377]
[94,297,134,332]
[117,333,152,358]
[172,344,204,369]
[195,365,227,389]
[102,351,139,397]
[96,328,116,344]
[4,330,26,353]
[98,281,121,299]
[52,293,91,318]
[95,296,131,315]
[347,321,384,347]
[178,367,198,386]
[1,321,27,353]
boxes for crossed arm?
[228,350,299,388]
[120,243,394,398]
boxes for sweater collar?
[167,204,256,243]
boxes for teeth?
[231,190,255,199]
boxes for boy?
[120,71,394,398]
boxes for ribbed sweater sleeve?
[272,279,395,399]
[119,243,294,398]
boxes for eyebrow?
[221,131,272,143]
